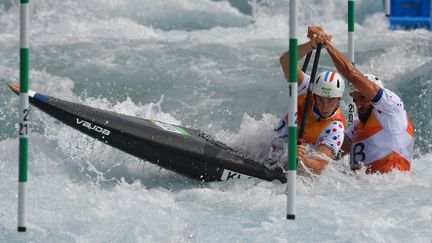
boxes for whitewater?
[0,0,431,242]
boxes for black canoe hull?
[9,84,285,182]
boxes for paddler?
[272,29,346,174]
[308,26,414,173]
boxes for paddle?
[298,43,323,141]
[301,51,312,72]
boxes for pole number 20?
[348,104,354,122]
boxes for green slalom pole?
[348,0,355,72]
[286,0,298,220]
[18,0,30,232]
[348,0,355,165]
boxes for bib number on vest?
[351,142,365,168]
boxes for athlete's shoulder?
[317,121,345,155]
[372,88,409,134]
[373,88,405,110]
[321,121,345,137]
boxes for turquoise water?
[0,0,431,242]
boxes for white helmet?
[313,71,345,98]
[349,73,384,94]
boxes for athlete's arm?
[340,121,356,157]
[340,135,351,157]
[297,120,345,174]
[325,43,380,100]
[297,144,333,174]
[279,41,315,85]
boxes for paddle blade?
[8,83,20,95]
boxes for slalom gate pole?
[18,0,30,232]
[286,0,298,220]
[298,43,322,140]
[385,0,390,17]
[348,0,355,164]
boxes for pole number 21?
[19,109,29,136]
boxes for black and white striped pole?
[18,0,30,232]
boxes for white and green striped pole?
[348,0,355,163]
[286,0,298,220]
[348,0,355,67]
[18,0,30,232]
